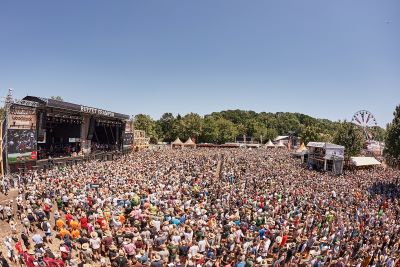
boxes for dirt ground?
[0,189,83,265]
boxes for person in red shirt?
[87,196,93,207]
[96,216,105,229]
[65,212,73,226]
[23,250,36,267]
[43,204,51,219]
[80,216,89,230]
[15,240,24,265]
[280,234,288,247]
[43,257,64,267]
[15,241,23,255]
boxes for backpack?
[42,222,49,232]
[0,258,10,267]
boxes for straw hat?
[193,254,202,260]
[110,245,118,251]
[28,249,35,255]
[153,254,161,261]
[82,243,89,250]
[90,231,98,238]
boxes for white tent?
[171,138,183,148]
[265,140,275,148]
[275,140,286,148]
[351,157,381,167]
[184,138,196,147]
[296,143,307,153]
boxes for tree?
[50,96,64,101]
[370,126,386,142]
[182,113,203,141]
[333,121,364,158]
[384,105,400,164]
[171,115,185,141]
[253,125,278,143]
[199,116,219,143]
[133,114,158,143]
[300,126,321,145]
[215,118,238,144]
[158,113,175,142]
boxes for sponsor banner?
[8,105,37,129]
[8,151,37,164]
[81,105,115,117]
[325,148,344,158]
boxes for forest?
[133,110,386,146]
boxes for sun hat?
[90,231,98,238]
[153,254,161,261]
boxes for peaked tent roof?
[296,142,307,152]
[276,140,286,147]
[184,138,196,145]
[266,140,275,147]
[172,138,183,145]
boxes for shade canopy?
[265,140,275,148]
[171,138,183,145]
[351,157,381,167]
[276,140,286,147]
[184,138,196,146]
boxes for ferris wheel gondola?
[351,110,378,140]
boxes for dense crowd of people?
[0,148,399,267]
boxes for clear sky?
[1,0,399,126]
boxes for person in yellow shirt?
[104,208,111,222]
[119,213,126,225]
[71,228,81,239]
[70,219,80,230]
[56,218,65,231]
[59,228,71,239]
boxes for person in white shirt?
[188,242,199,259]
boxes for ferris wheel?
[351,110,378,140]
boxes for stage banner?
[7,129,37,163]
[8,105,37,129]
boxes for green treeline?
[133,110,385,146]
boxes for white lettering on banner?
[80,105,115,117]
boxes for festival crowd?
[0,148,399,267]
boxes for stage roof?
[23,96,130,120]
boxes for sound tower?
[87,117,96,140]
[37,110,46,143]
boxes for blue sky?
[1,0,399,126]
